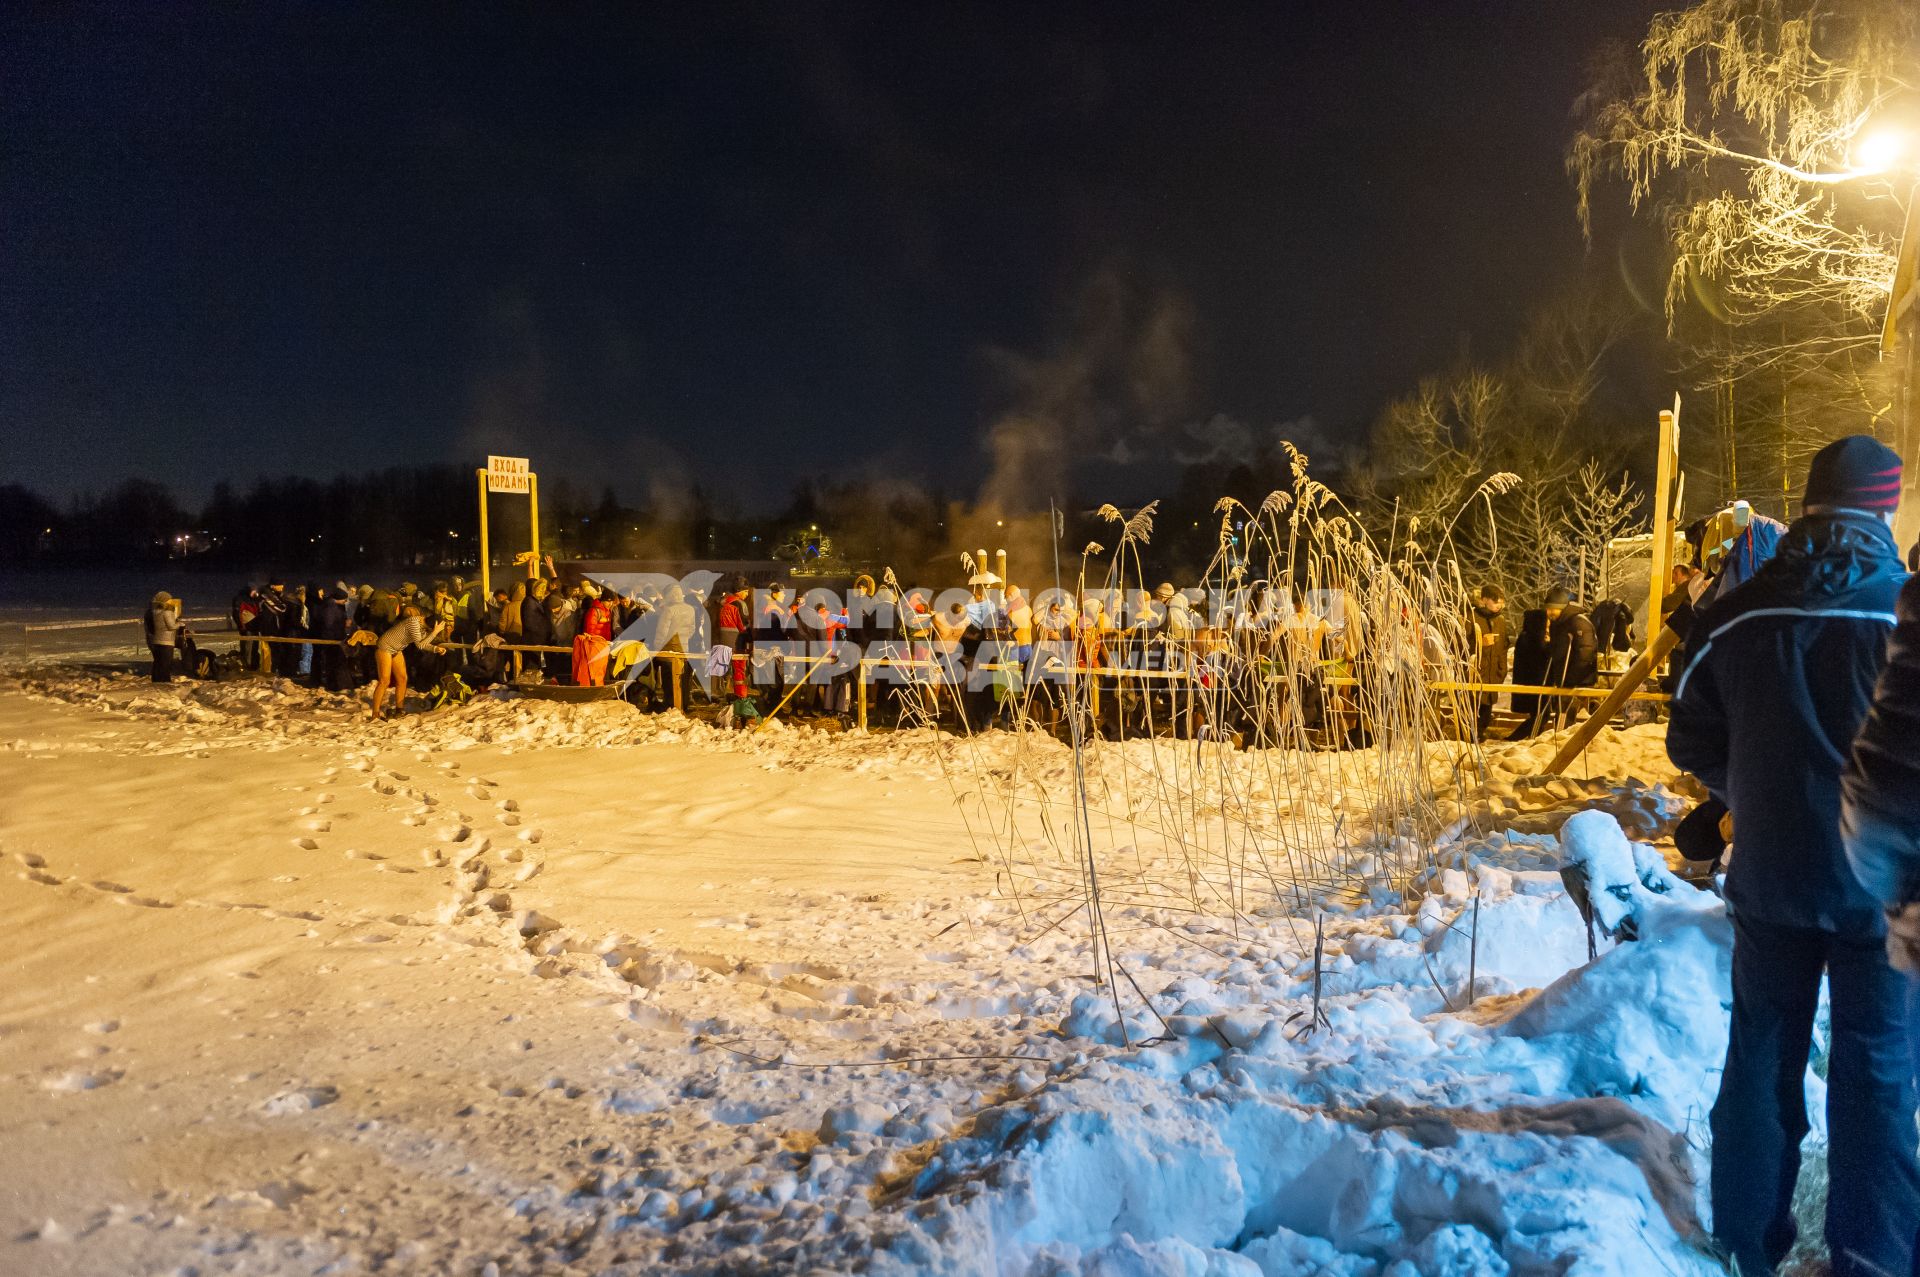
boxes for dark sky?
[2,2,1664,510]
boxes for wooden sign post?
[478,455,539,599]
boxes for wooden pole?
[527,473,540,575]
[477,469,492,601]
[1545,624,1683,774]
[1647,400,1679,641]
[856,661,868,730]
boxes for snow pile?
[779,816,1731,1277]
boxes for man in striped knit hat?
[1668,435,1914,1277]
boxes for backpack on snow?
[427,672,474,711]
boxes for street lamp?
[1853,125,1910,176]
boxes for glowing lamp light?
[1853,126,1910,175]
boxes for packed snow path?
[2,671,1742,1275]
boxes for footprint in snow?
[43,1069,122,1092]
[293,837,319,851]
[83,1020,120,1034]
[259,1085,338,1114]
[517,828,542,845]
[440,825,470,843]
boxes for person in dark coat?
[1470,584,1509,740]
[1542,588,1599,686]
[1508,590,1596,735]
[258,579,297,676]
[1668,435,1916,1277]
[311,585,349,691]
[1842,567,1920,1277]
[1533,587,1598,733]
[1587,597,1634,658]
[1504,607,1550,736]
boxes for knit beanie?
[1804,435,1903,513]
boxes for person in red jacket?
[571,583,618,685]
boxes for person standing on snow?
[1470,584,1509,740]
[1667,435,1917,1277]
[1537,586,1598,731]
[371,604,449,721]
[143,591,181,683]
[311,584,348,692]
[257,579,293,675]
[1841,540,1920,1277]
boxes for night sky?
[3,2,1665,510]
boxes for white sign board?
[486,455,531,494]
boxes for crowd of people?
[140,552,1635,748]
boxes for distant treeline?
[0,467,691,571]
[0,465,977,575]
[0,457,1316,583]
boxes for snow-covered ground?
[1,661,1749,1276]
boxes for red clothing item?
[583,599,615,640]
[572,633,610,686]
[717,597,749,635]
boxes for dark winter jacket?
[1543,605,1599,688]
[1588,599,1635,654]
[1509,608,1550,719]
[1667,511,1907,933]
[520,596,552,647]
[256,589,291,636]
[1841,572,1920,908]
[313,596,348,643]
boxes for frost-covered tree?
[1357,288,1637,602]
[1570,0,1917,511]
[1557,461,1649,600]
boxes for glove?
[1674,798,1729,863]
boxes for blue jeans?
[1711,913,1919,1277]
[1912,972,1920,1277]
